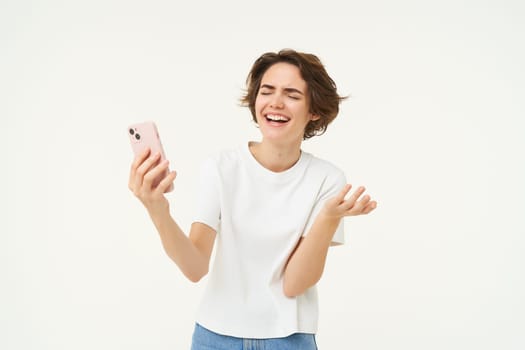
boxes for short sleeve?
[193,157,221,232]
[303,170,347,246]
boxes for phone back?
[128,121,167,160]
[127,121,172,192]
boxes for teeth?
[266,114,289,121]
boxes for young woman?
[128,49,377,350]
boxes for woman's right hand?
[128,148,177,215]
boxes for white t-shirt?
[193,142,346,339]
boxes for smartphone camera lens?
[135,133,141,140]
[129,128,135,135]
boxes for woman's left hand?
[321,184,377,219]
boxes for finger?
[341,186,366,210]
[134,152,161,191]
[143,159,170,188]
[360,194,371,207]
[350,186,366,202]
[155,170,177,194]
[336,184,352,203]
[130,147,151,173]
[347,194,370,214]
[352,200,376,216]
[129,148,151,190]
[362,201,377,214]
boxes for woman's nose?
[270,94,284,108]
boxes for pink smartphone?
[128,121,173,193]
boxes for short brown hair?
[240,49,346,140]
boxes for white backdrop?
[2,1,524,349]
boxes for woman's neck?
[248,140,302,173]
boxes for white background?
[2,0,524,349]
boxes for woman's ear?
[311,114,320,121]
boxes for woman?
[128,49,377,349]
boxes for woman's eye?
[289,95,300,100]
[260,91,271,95]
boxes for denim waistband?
[190,323,318,350]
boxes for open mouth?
[265,114,290,124]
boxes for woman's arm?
[282,184,377,297]
[150,213,216,282]
[129,148,216,283]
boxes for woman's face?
[254,62,318,146]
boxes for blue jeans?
[191,323,318,350]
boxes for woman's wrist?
[309,211,341,241]
[318,209,343,224]
[147,203,171,226]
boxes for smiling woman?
[241,49,347,140]
[128,48,377,350]
[252,62,314,147]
